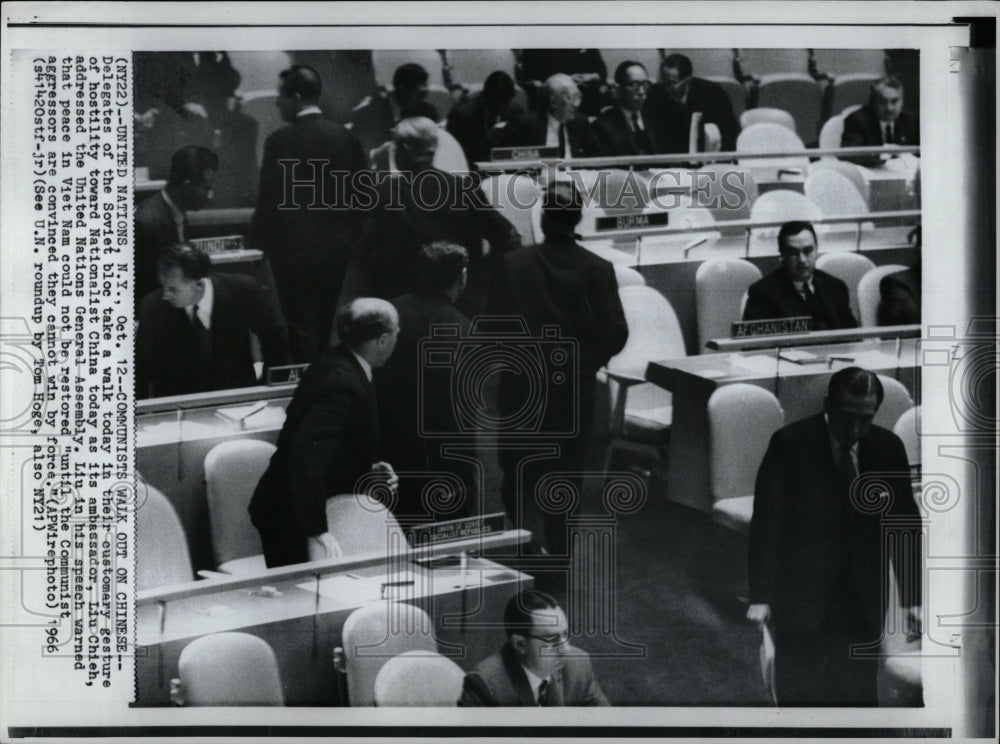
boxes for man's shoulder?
[137,290,166,318]
[814,268,849,292]
[469,649,508,681]
[594,107,625,128]
[135,193,168,222]
[750,268,785,291]
[773,413,827,444]
[843,105,873,127]
[268,116,355,145]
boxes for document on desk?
[728,354,781,377]
[297,570,420,606]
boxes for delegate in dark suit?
[136,272,288,399]
[749,411,921,705]
[649,76,740,152]
[877,264,921,326]
[458,642,609,706]
[592,104,689,156]
[249,345,378,567]
[840,106,919,168]
[446,91,524,165]
[744,268,858,330]
[250,76,369,364]
[491,110,605,158]
[135,192,182,305]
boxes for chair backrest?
[690,163,758,231]
[703,76,747,119]
[756,73,823,143]
[136,483,193,590]
[204,439,275,569]
[747,189,823,256]
[238,90,284,167]
[695,259,764,351]
[670,49,736,79]
[432,126,469,172]
[707,384,784,503]
[735,49,810,77]
[479,173,541,246]
[740,107,796,132]
[608,285,686,379]
[341,602,438,707]
[892,405,920,467]
[177,632,284,706]
[373,650,466,706]
[818,114,846,151]
[805,167,869,217]
[600,49,665,83]
[325,494,406,557]
[811,50,886,77]
[830,73,880,118]
[816,251,876,321]
[874,375,914,431]
[808,160,869,203]
[613,264,646,288]
[372,50,445,87]
[736,123,808,172]
[444,49,517,86]
[424,85,456,123]
[857,263,908,327]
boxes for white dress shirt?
[185,278,213,329]
[349,349,372,381]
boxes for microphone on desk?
[682,236,709,259]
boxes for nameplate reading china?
[189,234,244,255]
[409,513,506,546]
[731,316,812,337]
[490,146,560,161]
[266,363,310,385]
[595,212,669,232]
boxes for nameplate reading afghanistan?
[408,513,507,546]
[731,316,812,337]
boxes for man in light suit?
[743,221,858,331]
[458,589,609,706]
[841,75,919,168]
[249,298,400,568]
[136,243,288,399]
[747,368,922,706]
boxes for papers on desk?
[778,349,821,364]
[299,570,420,606]
[136,420,222,446]
[728,354,780,377]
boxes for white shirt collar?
[621,107,644,129]
[349,349,372,381]
[792,278,815,296]
[297,105,322,118]
[185,277,213,329]
[520,664,550,703]
[545,114,571,158]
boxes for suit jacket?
[490,111,606,159]
[458,642,609,706]
[136,272,289,399]
[362,169,520,300]
[250,113,367,271]
[749,414,921,635]
[840,106,920,167]
[349,93,440,157]
[592,104,689,156]
[743,268,858,331]
[877,264,921,326]
[249,345,379,541]
[134,192,183,307]
[447,93,524,165]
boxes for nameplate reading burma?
[409,513,507,546]
[595,212,669,232]
[490,146,560,161]
[731,316,812,337]
[266,363,310,385]
[189,234,244,255]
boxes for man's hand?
[903,605,922,641]
[370,461,399,493]
[747,603,772,625]
[308,532,343,561]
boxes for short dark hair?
[156,243,211,280]
[335,298,397,348]
[662,53,693,80]
[279,65,322,100]
[417,241,469,292]
[168,146,219,188]
[777,221,818,253]
[393,63,429,92]
[482,70,516,102]
[540,180,583,232]
[828,367,885,408]
[614,60,646,86]
[871,75,904,95]
[504,589,560,639]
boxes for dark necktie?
[191,304,212,358]
[800,283,827,330]
[837,444,859,498]
[537,679,551,706]
[884,124,894,144]
[558,124,567,158]
[632,112,650,154]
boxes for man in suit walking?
[135,146,218,307]
[458,589,609,706]
[136,243,288,399]
[841,75,919,168]
[250,65,368,364]
[651,53,740,152]
[249,298,401,568]
[447,70,523,165]
[593,61,691,157]
[743,220,858,330]
[747,367,922,706]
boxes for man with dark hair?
[593,61,690,156]
[748,367,921,705]
[350,62,441,156]
[490,73,606,159]
[250,64,368,365]
[841,75,919,168]
[648,52,740,152]
[135,145,219,305]
[136,243,288,399]
[363,116,520,314]
[487,181,628,555]
[458,589,609,706]
[878,226,921,326]
[743,220,858,330]
[447,70,524,165]
[249,298,400,568]
[376,242,476,523]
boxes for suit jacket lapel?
[208,276,230,386]
[501,643,537,706]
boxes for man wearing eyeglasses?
[593,61,690,156]
[458,589,609,706]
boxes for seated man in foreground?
[458,589,609,706]
[743,220,858,331]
